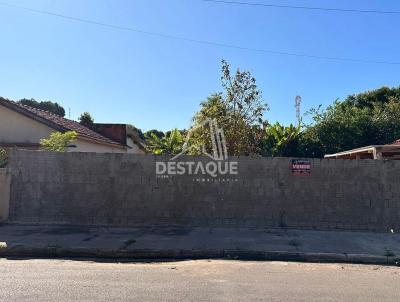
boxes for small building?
[0,97,145,154]
[94,123,145,154]
[324,143,400,160]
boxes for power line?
[0,1,399,65]
[199,0,400,15]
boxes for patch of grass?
[384,247,395,258]
[288,239,302,250]
[0,242,7,249]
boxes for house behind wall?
[0,97,144,153]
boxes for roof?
[325,144,400,159]
[0,97,124,148]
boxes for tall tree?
[191,60,267,156]
[79,112,94,128]
[298,86,400,158]
[344,86,400,109]
[19,98,65,117]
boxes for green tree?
[191,60,267,156]
[19,98,66,117]
[79,112,94,128]
[344,86,400,109]
[370,100,400,143]
[298,102,370,157]
[189,94,228,155]
[145,129,184,155]
[262,122,301,157]
[40,131,78,152]
[298,86,400,158]
[144,129,165,140]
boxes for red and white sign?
[291,159,311,176]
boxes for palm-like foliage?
[145,129,185,155]
[262,122,301,157]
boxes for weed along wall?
[7,149,400,231]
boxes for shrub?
[40,131,78,152]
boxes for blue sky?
[0,0,399,131]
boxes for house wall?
[7,149,400,232]
[0,104,54,144]
[69,138,127,153]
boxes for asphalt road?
[0,259,399,302]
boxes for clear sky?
[0,0,399,131]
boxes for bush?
[40,131,78,152]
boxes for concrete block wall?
[0,168,10,222]
[7,149,400,231]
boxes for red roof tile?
[0,98,124,147]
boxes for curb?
[1,247,399,265]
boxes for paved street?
[0,259,399,301]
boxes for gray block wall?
[0,168,10,222]
[7,149,400,231]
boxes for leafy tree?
[298,86,400,158]
[189,94,228,155]
[344,86,400,109]
[370,100,400,143]
[40,131,78,152]
[19,98,65,117]
[0,148,7,168]
[191,60,267,156]
[79,112,94,128]
[165,129,187,138]
[144,129,165,140]
[262,122,301,157]
[298,102,371,157]
[145,129,184,155]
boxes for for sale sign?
[291,159,311,176]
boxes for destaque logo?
[156,119,239,181]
